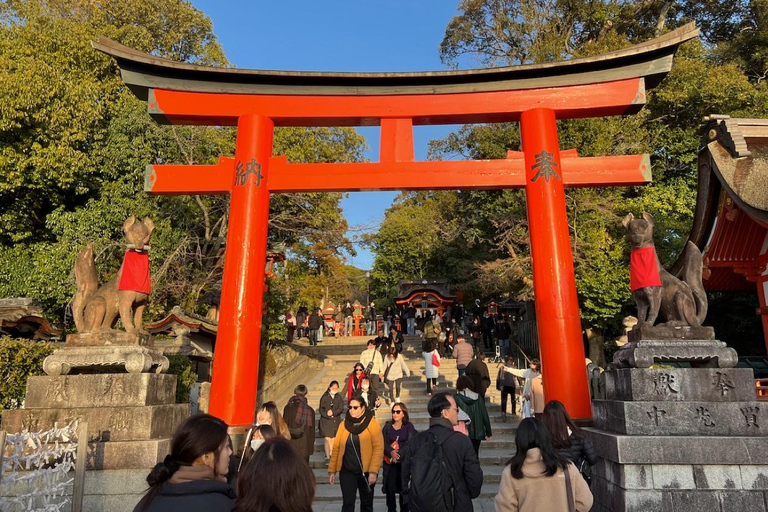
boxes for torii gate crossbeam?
[94,23,698,425]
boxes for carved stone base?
[613,340,738,369]
[593,399,766,436]
[43,346,169,375]
[1,403,189,442]
[66,331,152,347]
[24,374,177,408]
[628,324,716,343]
[606,368,756,402]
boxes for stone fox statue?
[623,212,707,327]
[72,216,155,334]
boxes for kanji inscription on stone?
[696,406,715,427]
[653,373,679,396]
[647,405,667,426]
[530,150,562,183]
[46,379,70,403]
[741,406,760,428]
[235,158,263,187]
[712,372,736,396]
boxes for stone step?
[311,433,518,452]
[312,478,501,501]
[311,464,507,486]
[276,336,512,509]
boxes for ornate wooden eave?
[673,115,768,289]
[146,306,218,335]
[92,23,698,126]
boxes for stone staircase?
[286,334,520,510]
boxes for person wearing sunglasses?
[382,403,417,512]
[346,364,367,401]
[329,397,384,512]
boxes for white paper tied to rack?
[1,422,80,512]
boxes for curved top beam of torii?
[93,23,698,127]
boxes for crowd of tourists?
[133,326,597,512]
[285,298,520,359]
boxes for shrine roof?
[93,24,698,101]
[672,115,768,291]
[395,280,455,301]
[0,298,61,340]
[146,306,218,335]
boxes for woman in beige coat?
[495,418,593,512]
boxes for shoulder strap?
[435,431,461,490]
[564,464,576,512]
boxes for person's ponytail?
[135,414,229,511]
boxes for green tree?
[370,0,768,357]
[0,0,367,333]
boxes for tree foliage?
[0,336,55,410]
[371,0,768,345]
[0,0,366,330]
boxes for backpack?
[407,430,459,512]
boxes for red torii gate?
[95,24,698,424]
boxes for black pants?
[501,386,517,415]
[483,330,493,348]
[426,377,437,394]
[369,374,382,395]
[387,490,407,512]
[340,469,374,512]
[384,463,408,512]
[471,438,481,456]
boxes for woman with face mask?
[237,424,276,478]
[329,397,384,512]
[355,378,380,415]
[319,380,345,465]
[133,414,235,512]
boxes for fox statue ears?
[122,216,155,235]
[622,212,655,228]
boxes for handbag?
[577,457,592,487]
[432,352,440,367]
[522,399,532,418]
[564,464,576,512]
[383,435,400,464]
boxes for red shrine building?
[676,116,768,355]
[394,280,456,318]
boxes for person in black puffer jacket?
[541,400,598,487]
[134,414,235,512]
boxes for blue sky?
[189,1,465,269]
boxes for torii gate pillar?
[93,23,699,426]
[521,108,591,418]
[209,114,273,425]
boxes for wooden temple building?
[145,306,218,381]
[0,298,61,341]
[675,115,768,355]
[394,279,456,318]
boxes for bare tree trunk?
[655,1,673,36]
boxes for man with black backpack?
[401,393,483,511]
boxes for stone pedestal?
[613,326,737,369]
[1,374,189,470]
[43,332,169,375]
[587,367,768,512]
